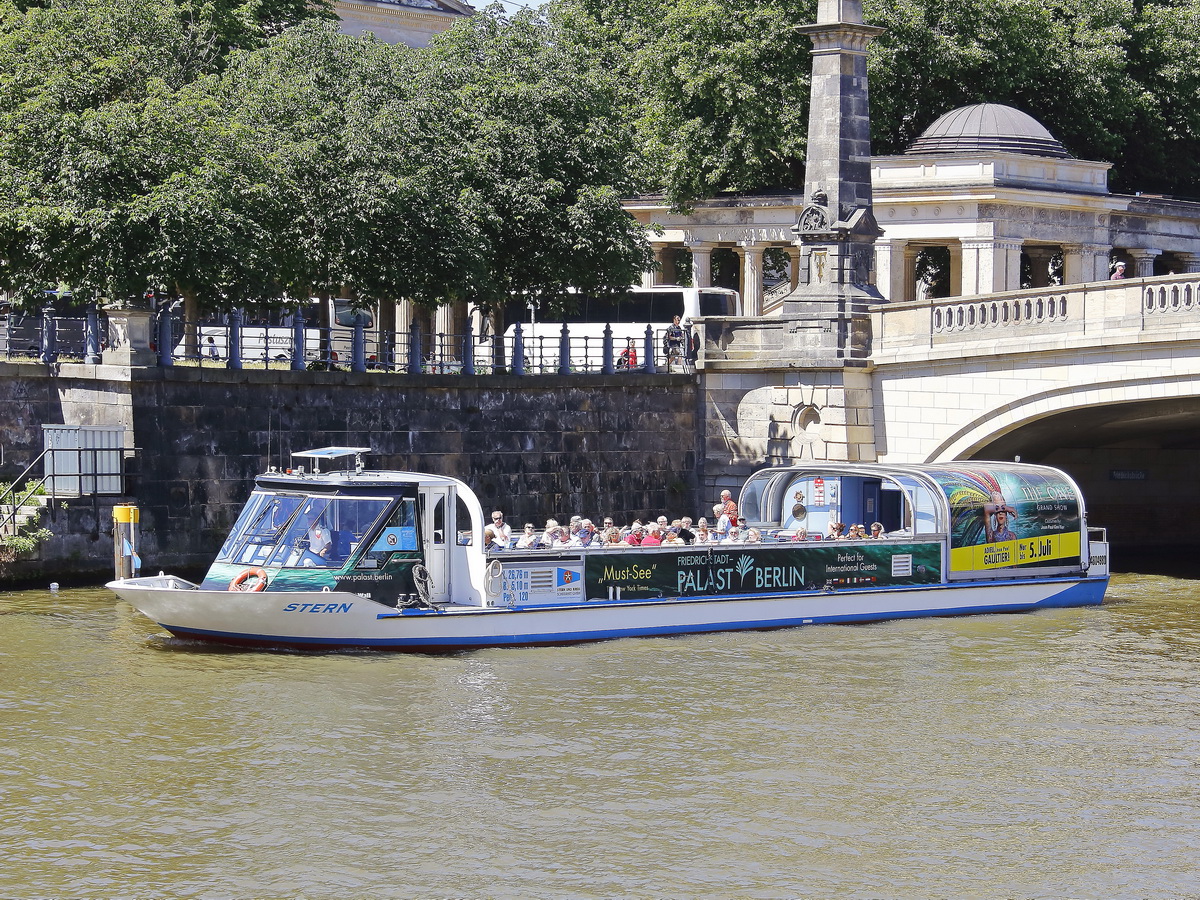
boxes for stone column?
[997,239,1024,292]
[960,239,1022,294]
[902,243,921,302]
[1175,252,1200,274]
[655,245,673,285]
[947,242,963,297]
[1127,248,1162,277]
[873,239,906,302]
[738,242,765,316]
[688,241,714,288]
[959,240,988,296]
[787,247,802,290]
[1086,244,1114,282]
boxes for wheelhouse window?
[217,491,305,566]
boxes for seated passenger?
[848,524,867,540]
[640,524,663,547]
[827,521,845,540]
[515,523,540,549]
[601,527,624,547]
[791,528,809,542]
[661,526,685,546]
[569,519,598,548]
[745,528,762,543]
[869,522,885,539]
[483,526,507,552]
[678,517,695,544]
[693,522,713,544]
[721,526,742,544]
[625,524,645,546]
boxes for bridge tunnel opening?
[967,397,1200,572]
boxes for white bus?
[179,298,381,366]
[507,284,739,372]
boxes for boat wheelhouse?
[108,449,1110,650]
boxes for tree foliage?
[0,0,652,316]
[570,0,1200,204]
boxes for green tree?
[419,5,654,315]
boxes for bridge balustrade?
[875,273,1200,363]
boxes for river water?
[1,572,1198,899]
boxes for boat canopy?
[740,462,1088,578]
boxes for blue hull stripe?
[160,577,1109,651]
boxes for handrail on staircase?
[0,448,50,542]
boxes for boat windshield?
[266,495,393,568]
[217,491,393,568]
[217,491,306,566]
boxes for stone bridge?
[699,273,1200,546]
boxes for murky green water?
[1,573,1198,899]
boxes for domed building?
[336,0,473,48]
[625,103,1200,309]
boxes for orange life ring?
[229,567,268,592]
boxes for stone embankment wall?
[0,363,698,581]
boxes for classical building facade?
[336,0,473,47]
[625,103,1200,311]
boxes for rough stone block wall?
[0,364,698,577]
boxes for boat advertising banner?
[927,466,1083,576]
[584,542,942,601]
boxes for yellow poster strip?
[950,531,1081,572]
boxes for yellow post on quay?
[113,503,140,580]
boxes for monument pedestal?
[103,308,157,367]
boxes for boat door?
[419,486,452,604]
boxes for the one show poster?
[927,466,1083,575]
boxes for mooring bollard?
[113,503,141,581]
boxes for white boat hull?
[108,574,1108,651]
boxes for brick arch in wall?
[925,371,1200,462]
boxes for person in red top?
[640,524,663,546]
[720,489,738,520]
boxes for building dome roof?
[907,104,1070,158]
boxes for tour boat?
[108,447,1110,651]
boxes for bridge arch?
[927,372,1200,462]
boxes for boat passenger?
[601,527,624,547]
[678,517,695,544]
[515,524,539,549]
[661,526,685,546]
[720,489,738,520]
[693,522,713,544]
[721,527,742,544]
[484,526,507,552]
[569,519,598,548]
[849,524,867,540]
[826,521,845,540]
[869,522,885,539]
[712,504,730,539]
[490,510,512,546]
[640,524,663,547]
[745,528,762,543]
[791,527,809,542]
[625,524,645,546]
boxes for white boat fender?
[485,559,503,597]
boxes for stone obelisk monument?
[784,0,885,331]
[698,0,885,497]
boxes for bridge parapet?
[873,273,1200,364]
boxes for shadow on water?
[1111,543,1200,580]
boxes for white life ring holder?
[229,567,268,592]
[485,559,503,597]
